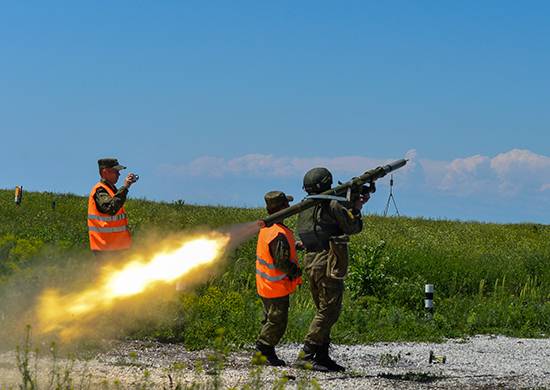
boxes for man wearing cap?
[255,191,302,366]
[88,158,138,255]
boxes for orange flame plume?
[37,232,230,340]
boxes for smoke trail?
[35,221,262,342]
[0,221,262,348]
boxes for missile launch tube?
[261,158,407,227]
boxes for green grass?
[1,189,549,351]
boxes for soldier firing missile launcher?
[260,158,407,227]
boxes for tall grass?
[1,189,549,350]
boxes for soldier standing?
[88,158,138,256]
[255,191,302,366]
[294,167,368,372]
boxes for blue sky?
[1,1,549,223]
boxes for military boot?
[315,343,345,372]
[255,342,286,367]
[294,343,329,372]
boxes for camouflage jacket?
[268,227,301,280]
[93,179,129,216]
[300,200,363,271]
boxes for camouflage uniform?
[299,200,362,344]
[296,199,362,370]
[93,179,129,215]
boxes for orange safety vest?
[87,181,132,251]
[256,223,302,298]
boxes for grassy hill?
[1,189,549,350]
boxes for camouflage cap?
[264,191,293,213]
[98,158,126,171]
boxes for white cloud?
[490,149,550,195]
[160,149,550,198]
[438,155,491,194]
[161,151,415,178]
[419,149,550,197]
[491,149,550,176]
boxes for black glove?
[287,263,302,281]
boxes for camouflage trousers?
[257,295,290,347]
[304,266,344,346]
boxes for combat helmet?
[303,167,333,194]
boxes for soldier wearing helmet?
[302,167,333,194]
[294,167,369,372]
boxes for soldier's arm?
[94,187,128,215]
[330,200,363,235]
[269,233,301,279]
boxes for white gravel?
[1,336,549,389]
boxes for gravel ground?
[1,335,549,389]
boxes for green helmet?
[303,167,333,194]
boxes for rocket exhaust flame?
[36,230,238,340]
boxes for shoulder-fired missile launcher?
[260,159,407,227]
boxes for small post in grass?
[15,186,23,206]
[425,284,434,319]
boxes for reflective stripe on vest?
[87,181,132,251]
[256,256,277,270]
[87,213,128,222]
[88,226,129,233]
[255,223,302,298]
[256,269,287,282]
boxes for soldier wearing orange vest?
[255,191,302,366]
[88,158,138,255]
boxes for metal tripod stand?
[383,174,400,216]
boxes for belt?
[304,241,330,253]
